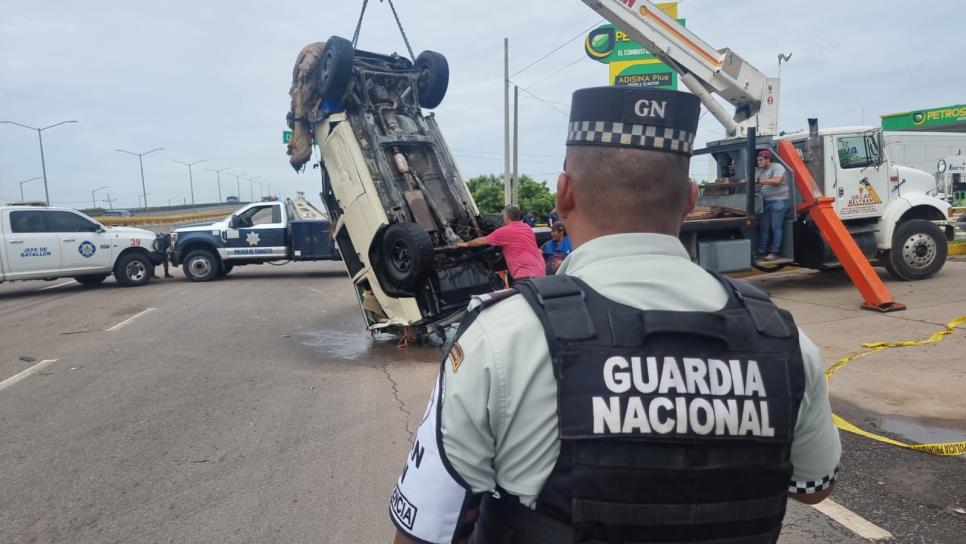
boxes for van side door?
[2,210,61,279]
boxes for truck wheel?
[219,263,234,276]
[114,253,153,287]
[415,50,448,109]
[74,274,108,286]
[183,249,220,282]
[380,223,434,291]
[318,36,354,104]
[883,219,947,281]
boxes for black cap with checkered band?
[566,87,701,156]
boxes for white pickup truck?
[0,205,162,287]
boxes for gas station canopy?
[881,104,966,132]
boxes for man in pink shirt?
[457,205,546,280]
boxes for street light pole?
[2,120,78,205]
[91,185,108,208]
[172,159,206,205]
[19,176,42,201]
[231,172,247,202]
[116,147,164,211]
[206,166,231,202]
[137,193,152,209]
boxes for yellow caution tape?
[825,315,966,456]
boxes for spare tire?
[318,36,354,104]
[415,50,449,109]
[381,223,434,291]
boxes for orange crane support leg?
[777,141,905,312]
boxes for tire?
[883,219,947,281]
[219,263,234,276]
[75,274,108,286]
[317,36,354,104]
[415,50,449,109]
[183,249,221,282]
[114,253,153,287]
[380,223,434,290]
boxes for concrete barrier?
[94,210,228,227]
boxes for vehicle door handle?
[63,238,76,242]
[9,240,23,244]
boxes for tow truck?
[581,0,955,308]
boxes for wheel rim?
[126,260,147,281]
[189,257,211,277]
[901,233,937,270]
[390,241,412,273]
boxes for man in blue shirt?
[541,222,572,273]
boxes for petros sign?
[584,2,684,90]
[881,104,966,131]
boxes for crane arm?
[580,0,780,136]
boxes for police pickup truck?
[0,204,162,286]
[169,196,340,281]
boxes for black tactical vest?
[471,274,806,544]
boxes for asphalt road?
[0,261,962,543]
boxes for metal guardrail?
[94,210,229,227]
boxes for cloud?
[2,0,963,207]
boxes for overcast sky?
[2,0,963,209]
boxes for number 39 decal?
[130,239,141,247]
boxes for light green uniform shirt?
[439,233,841,507]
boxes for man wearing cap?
[541,222,572,273]
[755,149,790,262]
[390,88,840,544]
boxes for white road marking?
[39,280,76,291]
[105,307,157,332]
[307,287,349,298]
[811,499,893,540]
[0,359,60,392]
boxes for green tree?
[467,174,556,222]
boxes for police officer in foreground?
[390,87,841,544]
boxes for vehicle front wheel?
[883,219,947,280]
[183,249,220,282]
[380,223,434,291]
[115,253,153,287]
[219,263,234,276]
[75,274,108,286]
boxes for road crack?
[382,363,414,443]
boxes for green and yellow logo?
[912,112,926,126]
[585,27,615,59]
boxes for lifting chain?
[351,0,370,47]
[350,0,416,62]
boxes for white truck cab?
[0,205,161,286]
[778,126,952,279]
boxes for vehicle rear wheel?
[75,274,108,286]
[415,50,449,109]
[219,263,234,276]
[883,219,947,280]
[183,249,220,282]
[380,223,434,291]
[317,36,354,104]
[114,253,152,287]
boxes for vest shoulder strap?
[514,276,597,355]
[712,272,797,339]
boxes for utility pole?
[19,176,42,201]
[172,159,206,205]
[512,84,520,206]
[116,147,163,211]
[91,185,108,208]
[2,120,78,205]
[504,37,511,207]
[206,166,230,202]
[103,193,117,210]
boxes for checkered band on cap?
[567,120,695,155]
